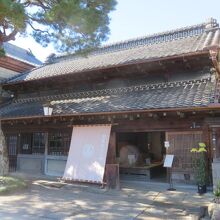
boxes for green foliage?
[0,0,26,31]
[0,0,117,53]
[190,142,207,185]
[0,176,27,195]
[214,181,220,197]
[0,47,5,57]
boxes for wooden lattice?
[166,131,203,173]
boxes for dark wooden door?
[7,135,18,172]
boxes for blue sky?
[11,0,220,62]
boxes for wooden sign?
[163,154,174,168]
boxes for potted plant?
[214,181,220,204]
[191,142,207,194]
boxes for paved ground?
[0,177,213,220]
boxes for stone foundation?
[0,127,8,175]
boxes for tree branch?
[0,29,18,42]
[27,21,50,34]
[27,14,48,25]
[35,0,50,10]
[22,0,50,10]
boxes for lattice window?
[166,131,203,173]
[48,132,71,156]
[32,132,46,154]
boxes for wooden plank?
[105,164,120,189]
[106,132,116,164]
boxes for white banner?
[63,125,111,183]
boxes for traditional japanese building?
[0,43,42,81]
[1,18,220,187]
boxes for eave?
[1,104,220,122]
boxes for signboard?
[63,125,111,183]
[164,141,170,148]
[163,154,174,168]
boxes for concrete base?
[45,155,67,176]
[172,172,196,184]
[16,154,68,177]
[17,154,44,174]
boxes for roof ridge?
[101,23,206,48]
[55,19,219,62]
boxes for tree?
[0,0,116,175]
[0,0,117,53]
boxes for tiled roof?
[4,19,220,85]
[3,43,42,66]
[0,70,215,119]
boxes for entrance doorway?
[116,131,166,182]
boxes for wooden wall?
[2,113,213,183]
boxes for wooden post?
[44,132,49,175]
[105,132,120,189]
[106,132,116,164]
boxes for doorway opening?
[116,131,167,182]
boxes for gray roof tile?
[3,43,42,66]
[0,70,215,119]
[4,20,220,85]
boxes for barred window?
[32,132,46,154]
[20,133,32,154]
[48,132,71,156]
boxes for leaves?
[190,142,207,185]
[197,147,207,153]
[190,148,197,153]
[0,0,26,30]
[190,142,207,153]
[198,142,206,148]
[0,47,5,57]
[214,181,220,197]
[0,0,117,53]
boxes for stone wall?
[0,127,8,175]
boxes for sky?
[10,0,220,62]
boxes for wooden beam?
[2,105,220,122]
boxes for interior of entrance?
[116,132,167,182]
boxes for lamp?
[43,103,53,116]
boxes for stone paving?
[0,177,214,220]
